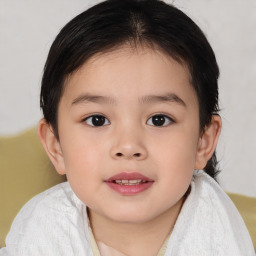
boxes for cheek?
[59,126,106,177]
[152,127,199,168]
[60,137,106,203]
[62,142,104,173]
[150,126,199,191]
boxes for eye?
[83,115,110,127]
[147,114,174,127]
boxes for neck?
[88,197,184,256]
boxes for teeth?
[129,179,141,184]
[114,179,146,185]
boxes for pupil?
[152,115,165,126]
[92,116,105,126]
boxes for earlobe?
[37,119,66,175]
[195,115,222,170]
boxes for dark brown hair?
[40,0,220,178]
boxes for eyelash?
[82,114,175,127]
[147,114,174,127]
[83,114,110,127]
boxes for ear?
[195,115,222,170]
[37,119,66,175]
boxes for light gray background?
[0,0,255,197]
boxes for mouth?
[113,179,149,185]
[105,172,154,195]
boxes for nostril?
[114,152,142,158]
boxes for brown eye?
[84,115,110,127]
[147,114,173,127]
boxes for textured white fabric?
[1,183,93,256]
[165,170,255,255]
[0,171,254,256]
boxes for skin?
[38,46,221,256]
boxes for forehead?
[61,46,197,108]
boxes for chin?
[106,208,158,224]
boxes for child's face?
[44,46,208,223]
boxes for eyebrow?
[72,94,117,105]
[139,93,186,107]
[71,93,186,107]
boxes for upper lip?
[105,172,154,182]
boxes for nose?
[110,130,148,161]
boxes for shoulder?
[166,170,255,255]
[12,182,83,220]
[2,182,92,256]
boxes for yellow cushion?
[0,127,66,247]
[227,193,256,249]
[0,127,255,250]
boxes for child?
[1,0,254,255]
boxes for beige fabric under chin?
[89,226,170,256]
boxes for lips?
[105,172,154,195]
